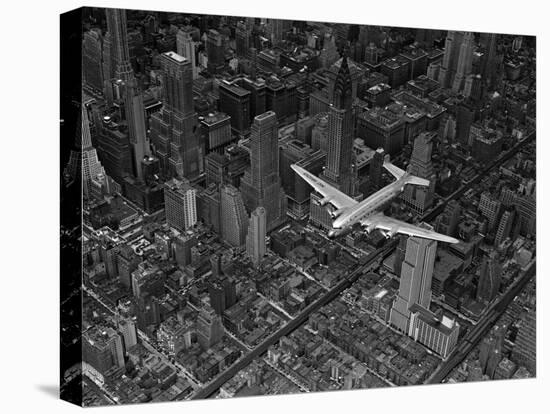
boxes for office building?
[402,132,436,215]
[357,107,406,155]
[494,208,516,247]
[451,32,475,93]
[390,236,437,333]
[157,317,193,356]
[68,107,108,198]
[235,20,251,57]
[95,116,132,184]
[434,200,461,237]
[265,76,298,125]
[439,31,474,93]
[220,184,249,247]
[511,309,536,375]
[219,81,251,136]
[455,101,475,147]
[389,235,460,359]
[311,112,329,152]
[197,184,221,233]
[105,8,149,180]
[479,191,502,231]
[206,29,225,73]
[515,193,536,237]
[118,318,138,352]
[151,51,201,179]
[240,111,287,231]
[196,305,224,350]
[280,140,326,219]
[409,306,460,359]
[200,111,234,154]
[83,29,104,92]
[164,178,197,232]
[173,231,197,267]
[238,76,267,122]
[246,207,267,266]
[368,148,385,194]
[477,251,502,303]
[176,29,198,79]
[321,55,356,196]
[380,55,411,88]
[83,326,125,375]
[116,245,141,288]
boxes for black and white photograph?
[1,1,548,413]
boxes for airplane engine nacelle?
[382,229,398,239]
[363,223,376,234]
[319,196,332,206]
[330,209,343,219]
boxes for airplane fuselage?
[328,174,408,238]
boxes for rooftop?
[164,51,187,64]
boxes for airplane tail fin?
[383,158,406,180]
[383,156,430,187]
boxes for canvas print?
[60,6,536,407]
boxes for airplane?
[291,160,459,244]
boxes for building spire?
[81,105,93,150]
[332,49,353,110]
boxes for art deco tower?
[64,106,108,198]
[246,206,267,266]
[438,31,474,94]
[390,236,437,333]
[150,51,201,180]
[105,8,149,180]
[240,111,287,231]
[402,132,436,215]
[321,54,356,196]
[451,32,475,93]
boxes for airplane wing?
[291,164,357,210]
[360,213,459,244]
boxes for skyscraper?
[65,106,108,198]
[494,208,516,247]
[219,81,251,136]
[321,55,356,196]
[477,251,502,303]
[196,305,224,350]
[480,32,499,90]
[402,132,436,215]
[439,31,474,94]
[151,51,201,179]
[451,32,474,93]
[390,236,437,333]
[240,111,286,231]
[246,207,267,266]
[390,235,459,358]
[117,318,138,352]
[176,29,198,79]
[206,29,225,73]
[434,199,461,237]
[105,8,149,180]
[368,148,385,195]
[83,326,125,375]
[83,29,104,92]
[479,191,502,232]
[220,184,249,247]
[511,309,536,375]
[164,178,197,232]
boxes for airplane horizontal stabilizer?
[405,175,430,187]
[383,161,406,180]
